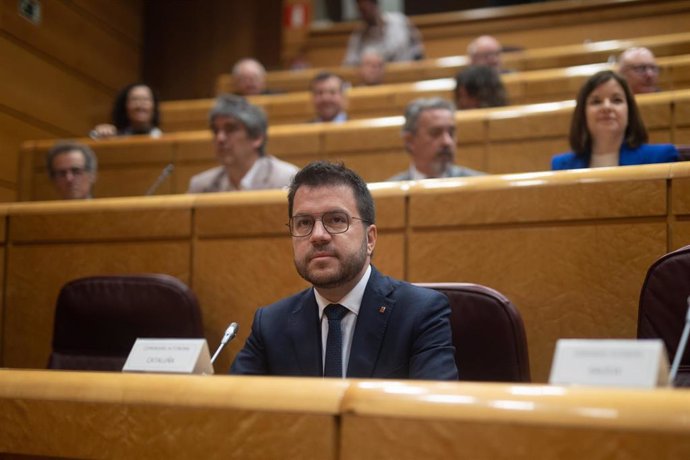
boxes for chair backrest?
[48,274,205,371]
[638,245,690,386]
[415,282,530,382]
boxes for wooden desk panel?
[341,381,690,460]
[406,167,671,381]
[0,371,343,459]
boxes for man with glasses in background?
[46,141,97,200]
[618,47,660,94]
[230,161,458,380]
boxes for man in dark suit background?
[230,161,458,380]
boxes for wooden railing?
[240,32,690,94]
[169,54,690,130]
[2,371,689,459]
[19,89,690,202]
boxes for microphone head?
[222,322,239,343]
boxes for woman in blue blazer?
[551,70,678,170]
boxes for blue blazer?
[230,267,459,380]
[551,143,678,170]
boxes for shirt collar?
[315,265,372,318]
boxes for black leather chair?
[638,245,690,386]
[48,274,205,371]
[416,282,530,382]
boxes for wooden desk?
[1,371,689,459]
[0,370,346,459]
[342,380,690,459]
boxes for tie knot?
[324,303,349,321]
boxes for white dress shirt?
[314,265,372,377]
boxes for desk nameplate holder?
[549,339,669,388]
[122,338,214,375]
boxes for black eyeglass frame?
[287,211,371,237]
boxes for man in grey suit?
[187,95,299,193]
[231,161,458,380]
[388,97,484,181]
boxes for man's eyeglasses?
[288,211,370,237]
[625,64,660,75]
[51,167,88,179]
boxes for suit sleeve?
[409,290,459,380]
[229,308,268,375]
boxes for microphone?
[210,322,239,365]
[669,296,690,385]
[145,163,175,196]
[668,296,690,385]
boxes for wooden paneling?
[406,166,671,382]
[0,0,139,92]
[0,37,112,136]
[0,112,55,201]
[0,371,343,459]
[70,0,142,44]
[341,381,690,460]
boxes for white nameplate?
[122,338,213,375]
[549,339,669,388]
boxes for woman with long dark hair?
[90,83,161,139]
[552,70,677,170]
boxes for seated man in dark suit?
[231,161,458,380]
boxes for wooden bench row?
[4,162,690,383]
[2,370,689,459]
[169,54,690,130]
[19,89,690,202]
[236,31,690,94]
[301,0,690,67]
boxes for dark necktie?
[324,303,349,378]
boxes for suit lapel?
[288,290,323,377]
[347,268,395,378]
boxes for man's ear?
[251,134,265,151]
[366,224,377,256]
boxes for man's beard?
[431,148,454,177]
[295,237,368,290]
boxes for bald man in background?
[232,58,271,96]
[618,47,660,94]
[467,35,503,71]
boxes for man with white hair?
[618,47,660,94]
